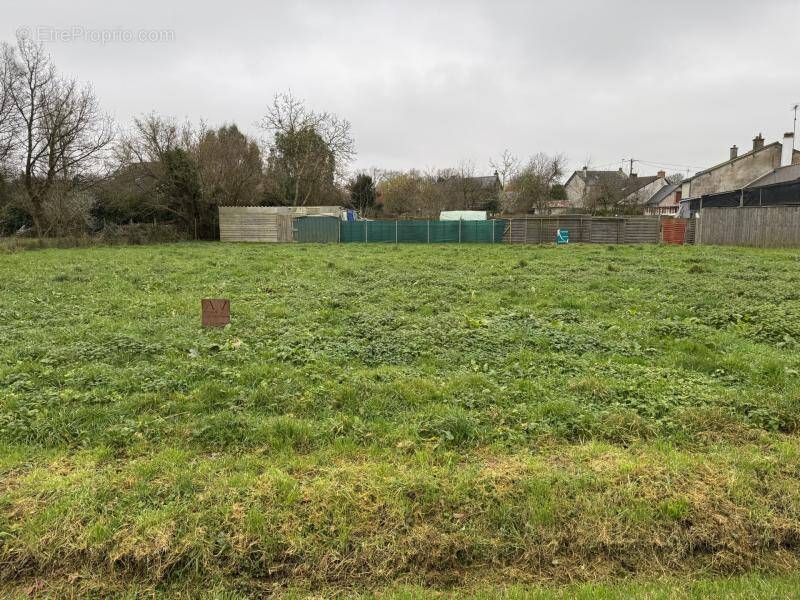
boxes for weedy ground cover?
[1,242,800,597]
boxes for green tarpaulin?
[339,220,507,243]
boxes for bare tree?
[0,43,19,173]
[490,150,521,212]
[376,169,446,217]
[508,153,566,213]
[378,170,424,216]
[6,34,113,236]
[666,172,684,185]
[377,164,498,218]
[436,161,487,210]
[423,169,450,215]
[259,91,355,206]
[433,160,503,212]
[116,114,210,236]
[100,113,179,227]
[490,149,520,187]
[117,113,188,170]
[114,115,263,238]
[586,172,634,215]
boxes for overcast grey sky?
[4,0,799,177]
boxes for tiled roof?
[622,176,660,196]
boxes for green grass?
[2,242,800,597]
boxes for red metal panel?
[661,219,687,245]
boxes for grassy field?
[2,242,800,597]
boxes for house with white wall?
[644,183,682,215]
[564,168,627,208]
[564,167,668,211]
[622,171,668,206]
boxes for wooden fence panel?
[697,207,800,248]
[506,216,660,244]
[507,219,525,244]
[685,219,697,244]
[535,218,562,243]
[556,217,588,242]
[508,217,587,244]
[219,207,293,242]
[624,217,661,243]
[590,219,623,244]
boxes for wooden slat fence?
[697,207,800,247]
[506,216,661,244]
[685,219,697,244]
[249,206,342,216]
[623,217,662,243]
[219,207,293,242]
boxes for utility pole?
[628,158,635,177]
[793,103,799,149]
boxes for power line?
[574,157,705,174]
[593,161,622,170]
[571,160,622,171]
[635,159,707,171]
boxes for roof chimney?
[781,132,795,167]
[657,170,666,179]
[730,145,738,160]
[753,134,765,151]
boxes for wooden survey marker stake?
[201,299,230,327]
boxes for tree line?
[0,34,568,240]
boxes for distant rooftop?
[646,182,681,206]
[748,164,800,188]
[567,169,626,186]
[622,175,660,196]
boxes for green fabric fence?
[339,220,508,243]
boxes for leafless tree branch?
[4,34,114,235]
[259,91,354,206]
